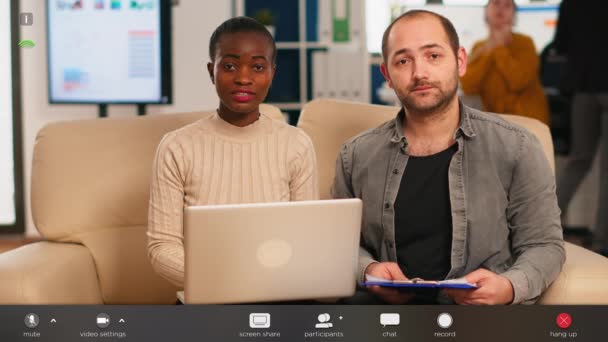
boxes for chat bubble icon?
[380,313,400,327]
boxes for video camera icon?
[96,313,110,328]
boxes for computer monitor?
[46,0,172,104]
[0,1,17,232]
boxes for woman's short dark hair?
[209,16,277,63]
[382,10,460,62]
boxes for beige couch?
[0,99,606,304]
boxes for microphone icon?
[24,313,39,328]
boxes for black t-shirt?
[394,144,457,282]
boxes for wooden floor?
[0,236,42,254]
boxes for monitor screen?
[0,0,16,226]
[47,0,171,104]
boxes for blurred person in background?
[554,0,608,257]
[460,0,549,125]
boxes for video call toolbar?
[1,305,603,341]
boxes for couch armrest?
[538,242,608,304]
[0,241,103,304]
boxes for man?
[331,10,564,304]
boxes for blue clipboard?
[361,281,477,289]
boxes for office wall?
[19,0,231,235]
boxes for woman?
[147,17,319,287]
[460,0,550,125]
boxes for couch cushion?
[539,242,608,304]
[0,242,103,304]
[32,111,204,240]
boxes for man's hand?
[364,262,413,304]
[443,269,514,305]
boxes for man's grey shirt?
[331,103,565,304]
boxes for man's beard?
[399,74,459,116]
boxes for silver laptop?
[183,199,362,304]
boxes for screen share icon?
[249,313,270,329]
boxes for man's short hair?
[208,16,277,63]
[381,10,460,62]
